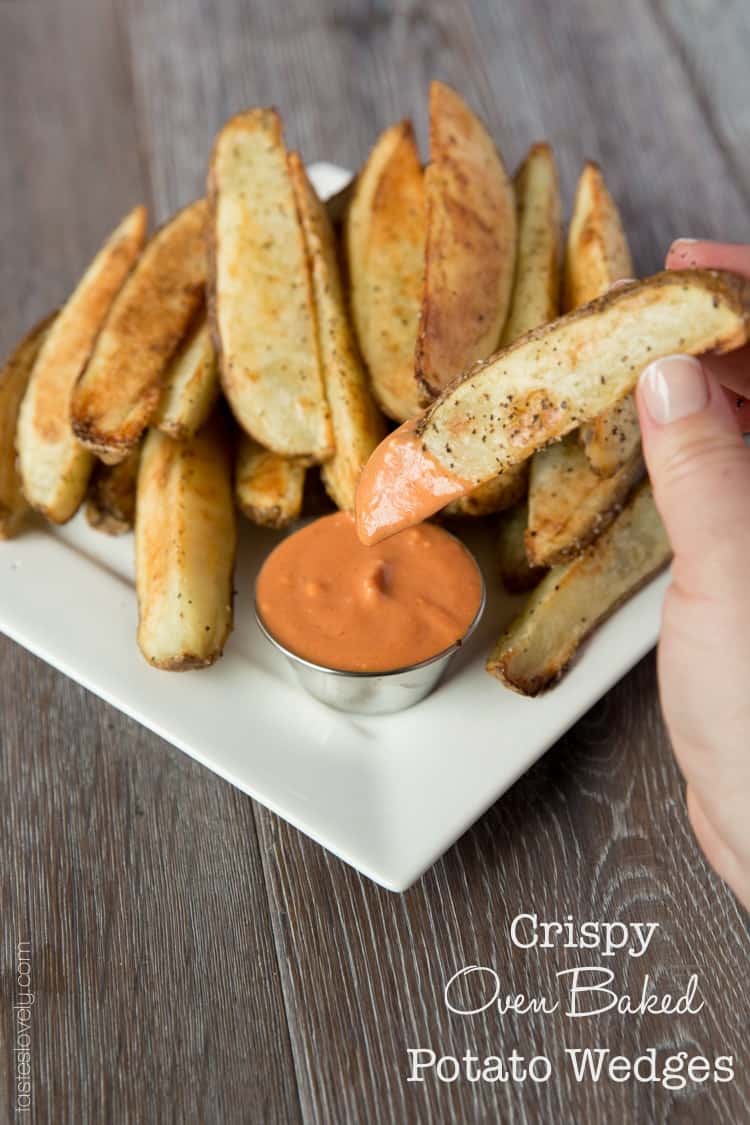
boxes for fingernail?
[639,355,709,425]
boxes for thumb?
[636,354,750,593]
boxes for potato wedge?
[346,121,425,421]
[18,206,147,520]
[289,153,386,511]
[86,446,141,535]
[136,417,236,669]
[235,436,305,529]
[526,434,644,566]
[71,200,205,464]
[152,314,219,440]
[565,162,639,477]
[0,313,56,537]
[418,270,750,484]
[449,142,560,517]
[416,81,516,401]
[208,109,332,460]
[501,143,561,345]
[497,502,546,593]
[487,481,670,695]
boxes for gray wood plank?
[0,2,301,1122]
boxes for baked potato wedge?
[208,109,332,460]
[501,142,561,345]
[487,481,670,694]
[152,314,219,440]
[416,81,516,401]
[71,199,205,464]
[565,162,639,477]
[526,434,644,567]
[235,435,305,529]
[85,446,141,535]
[289,153,385,510]
[497,502,546,594]
[0,313,57,537]
[448,141,560,518]
[136,417,236,670]
[18,205,147,520]
[345,121,425,421]
[417,270,750,485]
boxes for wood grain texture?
[2,0,749,1122]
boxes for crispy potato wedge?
[18,206,147,520]
[526,434,644,566]
[497,503,546,593]
[235,435,305,529]
[289,153,386,510]
[449,142,560,517]
[136,417,236,669]
[208,109,333,460]
[444,464,527,518]
[565,162,639,477]
[346,121,425,421]
[418,270,750,483]
[0,313,56,537]
[501,143,561,345]
[71,200,205,464]
[488,481,670,694]
[85,446,140,535]
[152,314,219,440]
[416,81,516,402]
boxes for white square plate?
[0,163,669,891]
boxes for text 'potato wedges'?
[235,435,305,530]
[71,200,206,464]
[19,206,147,520]
[416,81,516,402]
[488,482,670,695]
[418,270,750,484]
[208,109,332,460]
[0,314,56,537]
[346,121,425,422]
[290,153,386,510]
[153,314,219,440]
[136,417,236,669]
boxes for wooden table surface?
[1,1,748,1122]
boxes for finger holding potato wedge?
[136,416,236,670]
[289,152,386,511]
[71,199,206,464]
[416,81,516,402]
[18,205,147,521]
[488,481,670,695]
[152,314,219,441]
[565,162,640,477]
[0,313,57,537]
[86,446,141,536]
[346,121,425,422]
[235,435,305,530]
[418,270,750,486]
[449,141,561,518]
[208,109,333,461]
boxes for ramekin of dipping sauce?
[254,511,485,714]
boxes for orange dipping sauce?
[256,512,483,673]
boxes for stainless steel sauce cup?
[254,561,486,716]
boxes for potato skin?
[152,314,219,441]
[135,415,236,670]
[235,435,305,530]
[86,446,141,535]
[416,81,516,402]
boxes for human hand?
[635,240,750,910]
